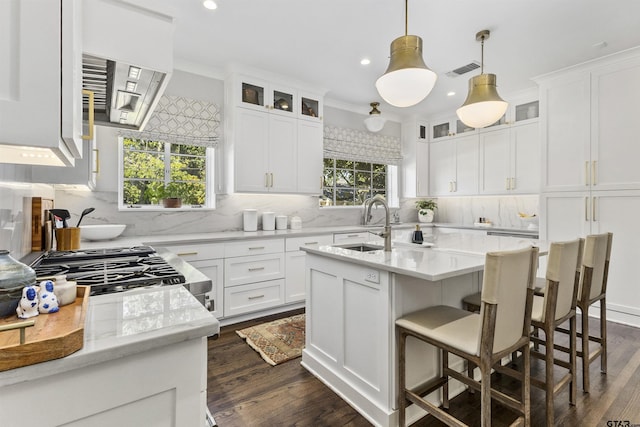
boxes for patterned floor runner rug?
[236,314,305,366]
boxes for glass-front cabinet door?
[237,75,297,116]
[299,91,323,121]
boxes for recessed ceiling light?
[360,58,371,66]
[447,91,456,97]
[203,0,217,10]
[128,66,141,79]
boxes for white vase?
[418,209,434,223]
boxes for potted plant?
[160,182,184,208]
[415,199,437,223]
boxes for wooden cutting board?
[31,197,54,251]
[0,286,90,372]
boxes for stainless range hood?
[82,54,168,130]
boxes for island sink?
[333,243,384,252]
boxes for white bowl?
[80,224,126,241]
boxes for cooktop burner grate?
[32,247,186,296]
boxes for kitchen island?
[301,231,546,427]
[0,284,218,426]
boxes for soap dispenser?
[412,224,424,244]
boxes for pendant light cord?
[404,0,408,36]
[480,34,485,74]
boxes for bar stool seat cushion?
[396,305,480,355]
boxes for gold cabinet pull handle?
[248,294,265,300]
[82,89,94,140]
[592,196,597,221]
[92,148,100,174]
[248,267,265,272]
[270,173,274,188]
[248,246,265,250]
[511,177,515,190]
[585,161,589,186]
[177,252,198,257]
[592,160,597,186]
[505,178,510,190]
[265,173,269,188]
[585,197,589,221]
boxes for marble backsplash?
[53,190,539,236]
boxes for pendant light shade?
[375,1,437,108]
[456,30,508,128]
[364,102,386,132]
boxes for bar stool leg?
[570,314,577,405]
[581,306,590,393]
[601,298,608,373]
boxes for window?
[119,137,214,209]
[321,158,397,207]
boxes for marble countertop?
[302,231,548,282]
[0,285,218,387]
[74,222,537,250]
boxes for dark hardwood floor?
[207,310,640,426]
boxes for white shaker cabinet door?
[591,56,640,191]
[268,114,298,193]
[429,139,456,196]
[454,134,479,195]
[479,128,511,194]
[511,122,540,194]
[234,108,270,192]
[540,192,591,242]
[539,73,590,192]
[296,120,323,194]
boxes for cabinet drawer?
[224,279,284,317]
[285,234,333,252]
[158,243,224,262]
[333,232,370,244]
[225,253,285,287]
[224,238,284,258]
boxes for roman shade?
[120,95,221,147]
[323,125,401,165]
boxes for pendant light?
[364,102,386,132]
[375,0,437,108]
[456,30,508,128]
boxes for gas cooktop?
[32,246,186,296]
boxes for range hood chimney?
[82,54,168,131]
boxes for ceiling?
[120,0,640,120]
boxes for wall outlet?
[365,269,380,284]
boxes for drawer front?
[159,243,224,262]
[333,232,370,244]
[224,253,285,287]
[285,234,333,252]
[224,279,284,317]
[224,238,284,258]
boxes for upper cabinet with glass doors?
[429,117,476,142]
[235,75,322,121]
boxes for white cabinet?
[429,134,478,196]
[233,108,297,193]
[429,116,476,142]
[402,120,430,198]
[538,52,640,192]
[541,190,640,326]
[297,120,324,194]
[31,127,98,189]
[159,243,225,318]
[479,121,539,194]
[285,235,334,303]
[227,73,324,194]
[0,0,82,167]
[223,238,285,316]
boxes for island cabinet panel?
[0,337,206,426]
[302,251,483,427]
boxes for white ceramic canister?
[52,275,77,306]
[262,212,276,231]
[275,215,288,230]
[243,209,258,232]
[290,216,302,230]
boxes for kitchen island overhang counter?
[300,232,547,427]
[0,284,219,426]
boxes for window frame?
[320,157,398,208]
[117,136,216,211]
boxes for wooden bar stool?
[554,232,612,393]
[527,238,582,426]
[396,246,538,427]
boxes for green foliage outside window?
[321,158,386,206]
[122,138,207,206]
